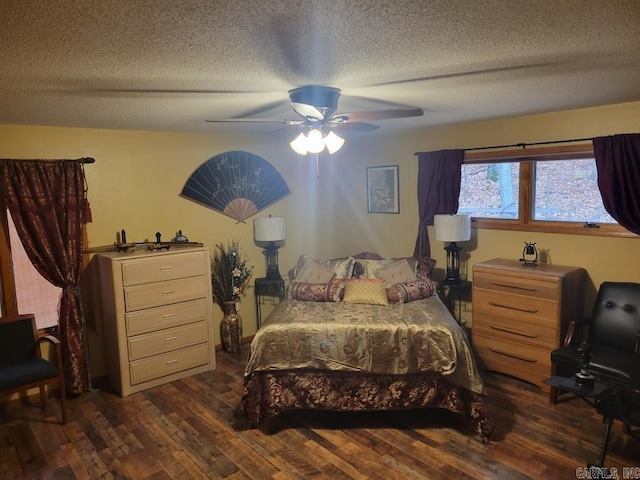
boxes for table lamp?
[434,214,471,284]
[253,215,286,280]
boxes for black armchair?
[551,281,640,403]
[0,314,67,424]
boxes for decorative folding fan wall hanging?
[180,151,290,222]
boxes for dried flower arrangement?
[211,240,253,311]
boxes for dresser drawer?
[473,312,557,349]
[473,333,551,390]
[473,289,559,328]
[125,298,208,336]
[124,276,207,312]
[121,251,206,286]
[474,271,559,301]
[127,320,208,360]
[129,342,210,385]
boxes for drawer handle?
[489,324,538,338]
[160,266,174,271]
[166,359,178,365]
[162,290,176,295]
[164,337,177,343]
[488,347,537,363]
[162,313,176,320]
[489,281,539,292]
[488,301,538,314]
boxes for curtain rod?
[414,136,593,155]
[80,157,95,164]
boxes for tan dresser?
[472,258,585,393]
[97,246,216,396]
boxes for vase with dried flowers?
[211,240,252,353]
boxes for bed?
[239,253,494,441]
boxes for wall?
[1,100,639,379]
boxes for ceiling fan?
[205,85,423,154]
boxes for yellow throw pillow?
[342,279,389,305]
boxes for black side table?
[440,279,472,326]
[254,277,285,328]
[543,375,616,468]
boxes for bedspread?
[244,295,484,395]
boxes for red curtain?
[413,150,465,258]
[0,160,91,394]
[593,134,640,235]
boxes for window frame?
[463,143,634,238]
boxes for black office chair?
[588,352,640,469]
[551,281,640,403]
[0,313,67,424]
[550,282,640,467]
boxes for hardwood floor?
[1,345,638,479]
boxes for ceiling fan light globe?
[290,132,309,155]
[324,131,345,154]
[307,129,325,153]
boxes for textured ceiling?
[1,0,639,139]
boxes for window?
[460,162,520,219]
[0,208,64,330]
[532,159,615,223]
[459,144,629,237]
[7,210,61,329]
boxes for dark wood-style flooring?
[1,345,639,479]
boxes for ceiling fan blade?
[92,88,264,95]
[365,63,557,87]
[329,122,379,132]
[332,108,423,123]
[205,118,301,125]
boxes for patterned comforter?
[245,295,484,394]
[240,295,493,439]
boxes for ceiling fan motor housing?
[288,85,341,111]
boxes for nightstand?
[254,277,285,328]
[440,279,471,327]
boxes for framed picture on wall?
[367,165,399,214]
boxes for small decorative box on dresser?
[97,246,216,396]
[472,258,585,395]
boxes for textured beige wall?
[1,100,639,378]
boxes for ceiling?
[2,0,640,140]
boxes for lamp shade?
[289,133,308,155]
[289,129,345,155]
[306,129,325,153]
[434,214,471,242]
[324,131,345,154]
[253,216,286,242]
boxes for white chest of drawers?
[472,258,585,394]
[97,246,216,396]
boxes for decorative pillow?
[292,255,355,280]
[387,279,437,303]
[295,259,336,284]
[375,259,417,285]
[288,280,345,302]
[352,251,385,260]
[342,279,389,305]
[390,256,437,281]
[414,256,437,281]
[352,259,396,279]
